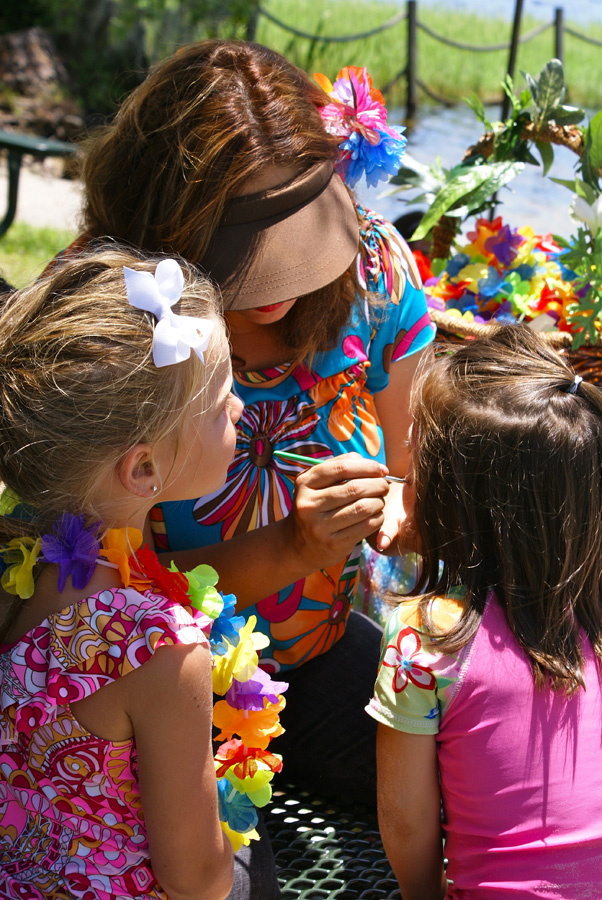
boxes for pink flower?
[314,67,406,187]
[382,627,436,694]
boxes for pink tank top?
[441,595,602,898]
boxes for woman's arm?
[373,345,432,552]
[169,454,389,609]
[376,724,447,900]
[125,642,234,900]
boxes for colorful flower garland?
[314,66,407,188]
[0,512,287,852]
[418,215,593,336]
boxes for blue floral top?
[151,206,435,672]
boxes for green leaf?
[536,140,554,175]
[458,162,524,216]
[390,169,429,188]
[549,177,597,204]
[412,163,522,240]
[587,110,602,172]
[550,176,580,192]
[464,93,492,130]
[523,71,539,108]
[550,105,585,126]
[535,59,566,118]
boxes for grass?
[255,0,602,110]
[0,223,76,289]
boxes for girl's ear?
[118,444,160,498]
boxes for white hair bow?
[123,259,215,368]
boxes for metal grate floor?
[264,784,402,900]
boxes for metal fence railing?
[251,1,602,118]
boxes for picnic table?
[0,128,77,237]
[265,783,402,899]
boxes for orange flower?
[213,697,286,750]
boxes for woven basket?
[426,120,602,383]
[430,308,602,385]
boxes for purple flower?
[226,668,288,711]
[41,513,101,592]
[484,225,524,267]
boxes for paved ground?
[0,157,83,232]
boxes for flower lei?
[420,215,589,335]
[0,512,287,852]
[314,66,407,188]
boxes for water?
[384,0,602,26]
[356,103,586,241]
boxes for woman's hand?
[284,453,389,572]
[169,453,389,610]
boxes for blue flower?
[446,253,471,278]
[339,128,407,188]
[550,248,578,282]
[478,268,511,299]
[210,592,246,655]
[217,778,258,833]
[513,263,537,281]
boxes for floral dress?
[151,207,435,673]
[0,588,212,900]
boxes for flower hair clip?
[124,259,214,368]
[314,66,407,188]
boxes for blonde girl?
[0,250,282,900]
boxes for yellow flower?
[221,821,259,852]
[0,537,42,599]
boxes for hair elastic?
[565,374,583,395]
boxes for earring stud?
[151,485,158,493]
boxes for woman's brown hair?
[411,325,602,694]
[81,40,368,362]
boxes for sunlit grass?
[0,223,76,289]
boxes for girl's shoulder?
[387,589,466,640]
[366,590,470,734]
[0,585,212,742]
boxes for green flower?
[170,561,224,619]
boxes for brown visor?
[202,160,360,310]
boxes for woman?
[67,40,435,808]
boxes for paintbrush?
[273,449,407,483]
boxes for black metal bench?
[0,128,77,238]
[264,783,402,899]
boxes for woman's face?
[226,298,298,330]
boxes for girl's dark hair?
[81,39,370,362]
[412,325,602,694]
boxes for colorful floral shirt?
[366,593,470,732]
[0,588,212,900]
[151,207,435,673]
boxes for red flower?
[131,545,189,606]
